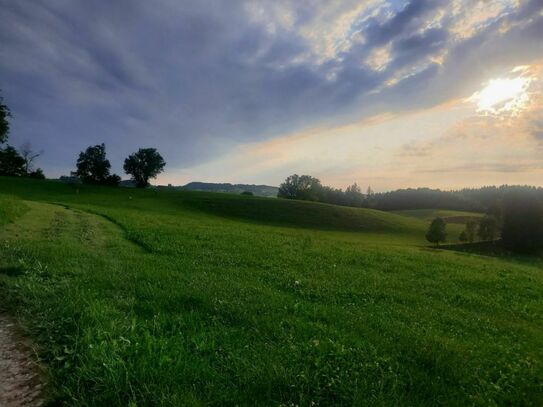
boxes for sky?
[1,0,543,191]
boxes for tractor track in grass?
[0,201,143,405]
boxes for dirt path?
[0,314,44,407]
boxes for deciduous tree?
[426,217,447,247]
[19,142,43,174]
[0,145,26,176]
[278,174,322,201]
[76,144,111,184]
[345,183,364,207]
[123,148,166,188]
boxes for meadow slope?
[0,177,542,406]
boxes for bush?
[28,168,45,179]
[241,191,253,196]
[104,174,121,187]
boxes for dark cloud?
[0,0,541,178]
[363,0,445,47]
[387,28,448,72]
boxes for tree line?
[367,185,543,213]
[278,174,372,207]
[277,174,543,214]
[279,174,543,254]
[0,93,165,188]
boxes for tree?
[365,186,375,207]
[76,143,117,185]
[345,183,364,207]
[19,142,43,174]
[0,145,26,176]
[241,191,253,196]
[501,192,543,253]
[123,148,166,188]
[459,230,468,243]
[464,219,478,243]
[0,94,10,144]
[426,217,447,247]
[478,215,499,242]
[278,174,322,201]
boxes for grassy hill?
[183,181,279,197]
[1,177,542,405]
[393,208,483,222]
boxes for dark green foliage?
[123,148,166,188]
[478,215,499,241]
[104,174,121,186]
[0,145,26,176]
[373,187,475,211]
[464,219,478,243]
[28,168,45,179]
[344,182,364,207]
[370,185,543,213]
[502,192,543,253]
[0,145,45,178]
[278,175,368,208]
[76,144,113,185]
[317,184,347,205]
[459,230,468,242]
[0,94,10,144]
[426,217,446,246]
[278,174,322,200]
[240,190,253,196]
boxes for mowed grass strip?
[0,177,542,406]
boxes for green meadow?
[1,177,542,406]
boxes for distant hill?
[183,182,279,197]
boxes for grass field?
[1,177,542,406]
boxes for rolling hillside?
[183,181,279,197]
[1,177,542,406]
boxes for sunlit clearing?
[470,75,532,116]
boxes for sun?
[470,73,532,116]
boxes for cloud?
[0,0,541,184]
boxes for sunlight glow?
[470,75,532,116]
